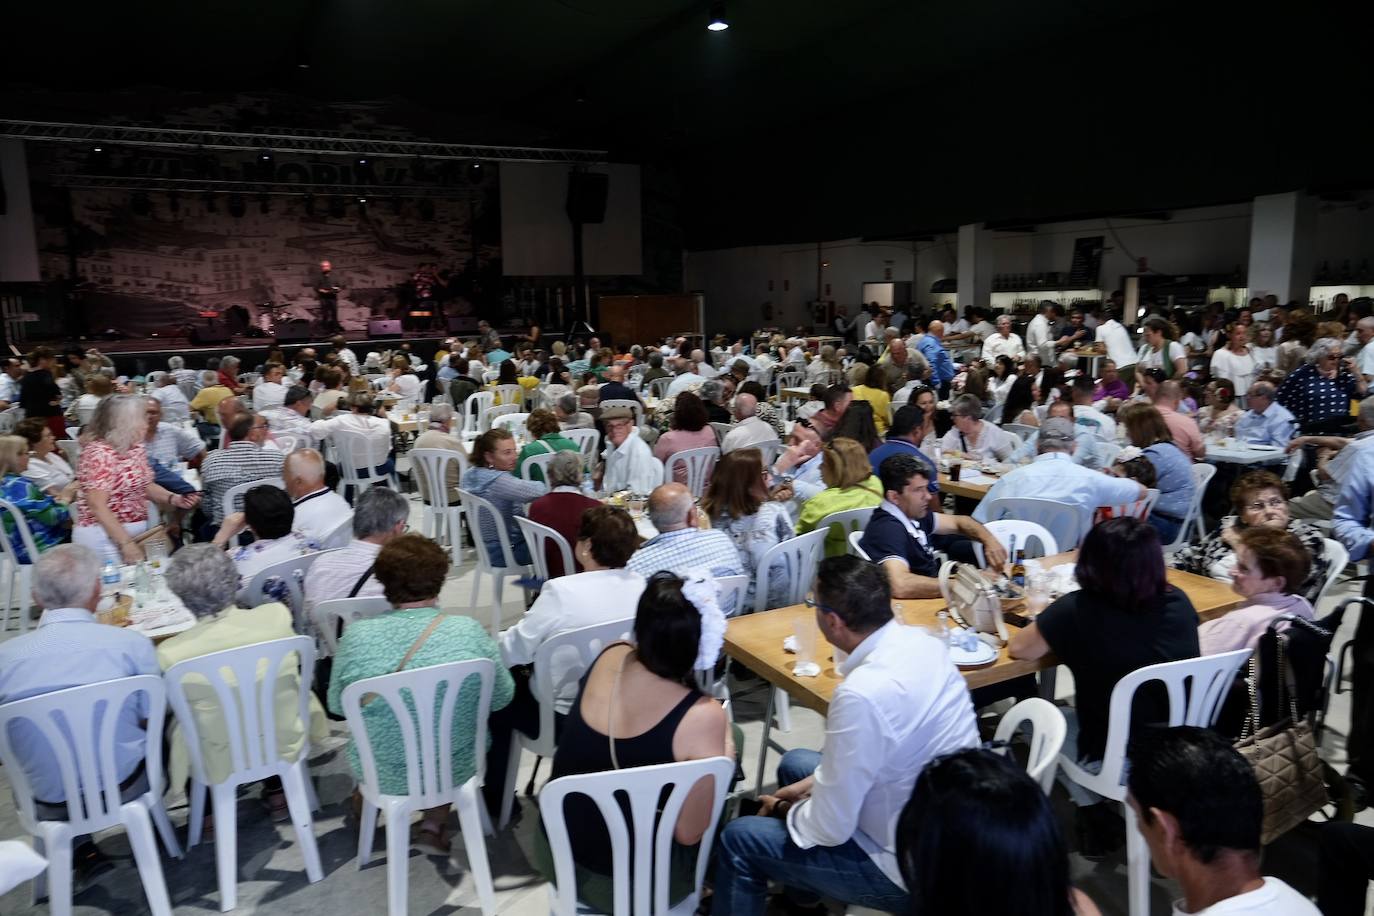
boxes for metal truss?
[51,173,482,198]
[0,119,607,164]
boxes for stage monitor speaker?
[368,318,402,336]
[188,321,232,345]
[566,171,608,224]
[275,318,315,342]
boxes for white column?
[957,223,993,313]
[0,140,40,282]
[1247,191,1316,305]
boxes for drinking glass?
[792,616,818,668]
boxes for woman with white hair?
[74,395,199,564]
[156,544,328,812]
[1275,336,1368,435]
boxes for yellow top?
[851,385,893,435]
[488,376,541,405]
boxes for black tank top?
[548,647,703,876]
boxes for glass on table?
[791,615,818,667]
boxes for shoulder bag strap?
[347,564,375,598]
[362,613,446,707]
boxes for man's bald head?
[606,365,625,383]
[1154,380,1182,407]
[282,448,326,498]
[927,320,944,338]
[734,393,758,420]
[647,483,695,533]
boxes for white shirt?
[1138,339,1186,372]
[304,539,384,615]
[972,452,1143,523]
[253,380,286,412]
[1357,340,1374,380]
[947,317,970,334]
[388,373,422,403]
[863,320,884,341]
[968,319,996,342]
[22,452,74,494]
[150,385,192,422]
[0,373,21,403]
[499,568,647,713]
[1170,877,1317,915]
[786,621,978,887]
[336,347,359,374]
[1072,404,1118,443]
[308,412,392,462]
[1025,313,1051,350]
[940,420,1018,462]
[1211,347,1258,394]
[666,373,709,397]
[721,416,779,454]
[262,406,315,444]
[602,433,664,495]
[1097,319,1137,369]
[291,487,352,543]
[982,332,1026,362]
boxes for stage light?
[707,2,729,30]
[259,149,273,161]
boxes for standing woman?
[20,346,65,440]
[1135,316,1187,384]
[73,395,200,564]
[1251,325,1278,370]
[1209,323,1258,403]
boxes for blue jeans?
[485,536,532,568]
[1147,512,1181,544]
[713,749,910,916]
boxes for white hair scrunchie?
[680,570,728,672]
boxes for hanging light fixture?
[707,1,729,31]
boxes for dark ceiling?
[5,0,1373,250]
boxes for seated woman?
[65,373,114,426]
[830,400,882,453]
[1118,402,1195,543]
[384,355,423,406]
[797,437,884,556]
[848,363,892,436]
[653,391,718,485]
[1009,517,1199,855]
[898,748,1102,916]
[211,484,319,589]
[534,571,733,912]
[702,449,795,610]
[328,534,514,852]
[999,375,1039,427]
[1196,380,1241,436]
[462,428,546,567]
[15,417,77,501]
[515,408,580,483]
[941,393,1018,462]
[157,544,329,813]
[489,357,540,405]
[1171,469,1329,601]
[0,434,70,562]
[1199,526,1313,655]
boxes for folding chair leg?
[39,829,72,916]
[384,804,411,916]
[188,779,207,848]
[357,800,379,868]
[148,796,183,858]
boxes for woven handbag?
[1233,634,1327,845]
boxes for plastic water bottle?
[101,557,121,597]
[581,469,596,496]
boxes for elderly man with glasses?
[1235,382,1298,448]
[198,411,284,536]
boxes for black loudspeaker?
[368,319,402,336]
[275,318,315,342]
[188,321,232,345]
[566,171,608,224]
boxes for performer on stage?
[411,261,447,330]
[311,259,344,331]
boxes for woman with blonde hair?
[797,437,884,555]
[806,344,843,384]
[0,434,70,562]
[385,354,422,404]
[74,395,199,563]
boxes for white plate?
[949,639,998,667]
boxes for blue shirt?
[0,473,69,563]
[1334,447,1374,561]
[972,453,1142,524]
[868,439,939,494]
[858,503,939,576]
[1007,427,1111,470]
[915,334,957,388]
[1234,402,1298,447]
[0,608,159,802]
[1144,442,1195,520]
[627,527,744,613]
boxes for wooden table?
[779,386,813,401]
[938,470,995,501]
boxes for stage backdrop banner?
[500,163,642,277]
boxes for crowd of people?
[5,295,1374,915]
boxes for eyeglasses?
[804,594,842,616]
[1243,497,1285,513]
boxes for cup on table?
[792,616,818,668]
[949,461,963,482]
[627,494,646,517]
[1025,574,1052,618]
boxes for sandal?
[411,822,451,856]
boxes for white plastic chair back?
[663,446,720,498]
[814,507,874,549]
[493,383,525,408]
[410,447,467,565]
[848,529,871,560]
[0,675,179,916]
[564,427,601,468]
[341,659,499,916]
[753,528,828,614]
[627,365,647,391]
[753,439,784,467]
[492,411,531,441]
[709,421,734,445]
[1102,488,1159,522]
[0,498,44,632]
[0,408,20,434]
[333,429,394,495]
[238,550,331,632]
[1002,422,1037,440]
[980,496,1091,549]
[462,391,495,439]
[516,516,576,583]
[57,439,80,467]
[993,697,1067,793]
[219,476,286,528]
[273,433,301,454]
[1188,462,1217,543]
[540,757,735,916]
[648,376,673,399]
[1318,538,1349,606]
[457,487,532,634]
[1057,648,1250,916]
[64,426,79,441]
[482,403,519,433]
[1097,442,1123,467]
[773,369,804,393]
[971,519,1059,568]
[311,596,392,655]
[600,398,644,428]
[320,515,354,550]
[519,450,559,483]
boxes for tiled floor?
[0,492,1371,914]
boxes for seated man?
[714,556,979,915]
[721,393,780,455]
[190,369,235,434]
[150,371,192,423]
[1235,381,1297,447]
[554,392,594,431]
[626,483,743,599]
[596,365,641,404]
[199,412,285,533]
[304,486,409,611]
[307,390,394,486]
[977,417,1145,526]
[412,403,465,505]
[1288,394,1374,522]
[0,545,160,870]
[1128,727,1318,915]
[868,404,940,505]
[284,448,349,543]
[859,454,1006,598]
[251,360,288,412]
[598,406,663,494]
[261,385,315,444]
[768,416,826,511]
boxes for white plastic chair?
[166,636,323,912]
[320,514,354,549]
[515,516,575,584]
[1002,422,1038,441]
[333,429,397,498]
[600,398,644,428]
[1101,488,1159,522]
[648,376,673,399]
[564,427,601,468]
[497,617,635,829]
[519,450,559,483]
[492,411,531,441]
[1057,649,1251,916]
[461,391,495,441]
[813,507,874,552]
[971,519,1059,568]
[273,433,301,454]
[773,369,804,394]
[0,676,181,916]
[56,439,80,467]
[64,426,80,441]
[237,550,332,633]
[410,447,468,566]
[341,659,499,916]
[220,477,286,529]
[1162,462,1216,551]
[493,383,525,408]
[540,757,735,916]
[753,438,784,467]
[980,496,1091,549]
[992,697,1067,793]
[481,403,519,434]
[311,596,392,655]
[662,446,720,498]
[0,498,43,632]
[847,529,871,560]
[1318,537,1350,607]
[457,487,534,635]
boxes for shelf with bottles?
[1314,260,1374,287]
[990,290,1102,314]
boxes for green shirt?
[796,477,884,556]
[327,608,514,796]
[515,433,582,482]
